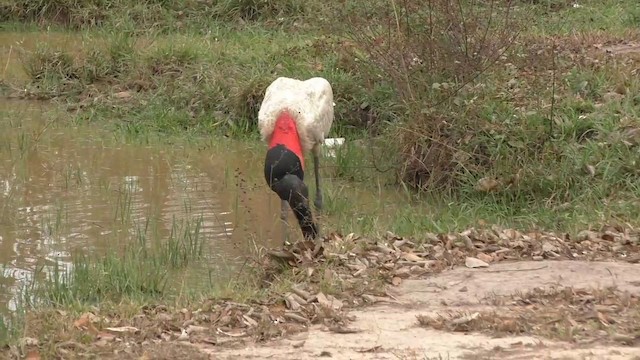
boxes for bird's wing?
[258,77,335,149]
[302,77,335,143]
[258,77,300,141]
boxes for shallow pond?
[0,97,301,312]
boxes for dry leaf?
[361,294,377,303]
[476,252,493,263]
[283,312,308,324]
[201,337,217,345]
[344,232,357,242]
[216,328,247,337]
[465,257,489,268]
[393,267,411,278]
[402,252,423,262]
[449,312,480,326]
[186,325,208,334]
[73,313,95,328]
[25,350,40,360]
[316,292,343,311]
[177,329,189,341]
[105,326,139,334]
[284,293,302,310]
[585,164,596,177]
[475,177,500,192]
[114,91,132,99]
[597,312,610,327]
[73,313,99,334]
[19,337,39,347]
[291,286,311,301]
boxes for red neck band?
[268,111,304,168]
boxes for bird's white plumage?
[258,77,334,154]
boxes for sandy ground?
[200,260,640,360]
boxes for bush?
[333,0,519,191]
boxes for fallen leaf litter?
[12,225,640,358]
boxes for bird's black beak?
[270,174,318,240]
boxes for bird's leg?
[312,145,323,211]
[280,199,291,247]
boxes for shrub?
[334,0,519,191]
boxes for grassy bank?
[1,0,640,357]
[3,0,639,192]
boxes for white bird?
[258,76,335,244]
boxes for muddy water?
[0,30,271,315]
[0,99,287,314]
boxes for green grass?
[32,216,206,307]
[5,0,637,176]
[518,0,640,35]
[4,19,398,138]
[1,0,315,32]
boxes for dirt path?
[204,260,640,360]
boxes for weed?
[0,314,17,348]
[30,215,208,307]
[20,44,76,81]
[212,0,306,22]
[2,0,310,30]
[625,5,640,27]
[162,216,205,268]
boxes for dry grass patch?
[418,286,640,345]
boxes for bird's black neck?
[264,145,318,240]
[264,144,304,186]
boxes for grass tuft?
[26,214,208,308]
[212,0,306,22]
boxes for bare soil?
[601,41,640,55]
[203,259,640,360]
